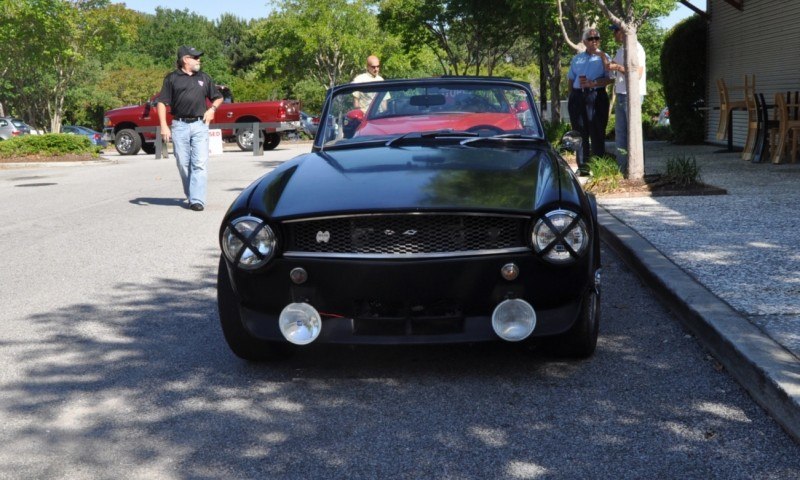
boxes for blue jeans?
[171,120,209,206]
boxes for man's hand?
[204,107,215,125]
[160,125,171,143]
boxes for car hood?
[248,145,578,219]
[105,104,144,116]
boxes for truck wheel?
[263,133,281,150]
[115,129,142,155]
[236,127,255,151]
[236,129,282,151]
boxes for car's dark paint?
[218,77,600,359]
[242,146,563,219]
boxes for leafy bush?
[584,155,623,192]
[0,134,100,158]
[660,16,706,144]
[643,123,674,141]
[663,153,701,186]
[542,120,572,146]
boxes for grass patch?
[0,134,101,158]
[583,155,623,193]
[663,153,701,186]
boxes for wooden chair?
[741,78,758,160]
[715,75,753,141]
[771,91,800,164]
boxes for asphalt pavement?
[1,141,799,478]
[597,141,800,443]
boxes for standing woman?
[567,28,614,175]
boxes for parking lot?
[1,145,799,479]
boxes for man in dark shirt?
[157,45,223,211]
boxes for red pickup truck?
[103,86,301,155]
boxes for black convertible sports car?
[217,77,601,361]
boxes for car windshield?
[11,119,27,128]
[317,80,543,148]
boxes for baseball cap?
[177,45,204,59]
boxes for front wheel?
[115,128,142,155]
[556,287,600,358]
[217,256,295,361]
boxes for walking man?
[157,45,223,211]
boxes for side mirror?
[559,130,582,153]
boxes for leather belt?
[175,117,203,123]
[572,88,605,93]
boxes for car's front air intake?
[283,213,530,259]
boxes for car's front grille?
[283,213,530,258]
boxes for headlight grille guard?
[537,213,582,259]
[222,215,279,270]
[531,209,589,263]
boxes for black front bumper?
[225,252,594,345]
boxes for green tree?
[252,0,382,91]
[379,0,535,76]
[0,0,138,131]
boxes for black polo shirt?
[157,70,221,118]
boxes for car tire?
[556,287,600,358]
[237,130,282,151]
[115,128,142,155]
[235,126,255,151]
[217,256,296,361]
[263,133,281,150]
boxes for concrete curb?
[0,158,117,169]
[599,207,800,443]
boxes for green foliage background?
[0,0,688,136]
[660,15,707,144]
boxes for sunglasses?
[368,64,380,69]
[587,36,601,41]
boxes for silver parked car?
[0,117,30,140]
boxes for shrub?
[0,134,100,158]
[663,153,702,186]
[660,16,707,144]
[584,155,623,192]
[542,120,572,146]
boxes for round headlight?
[532,210,588,263]
[222,216,277,270]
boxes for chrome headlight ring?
[531,209,589,264]
[222,216,278,270]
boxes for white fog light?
[279,303,322,345]
[492,299,536,342]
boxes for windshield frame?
[313,77,545,152]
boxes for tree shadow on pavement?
[3,246,800,479]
